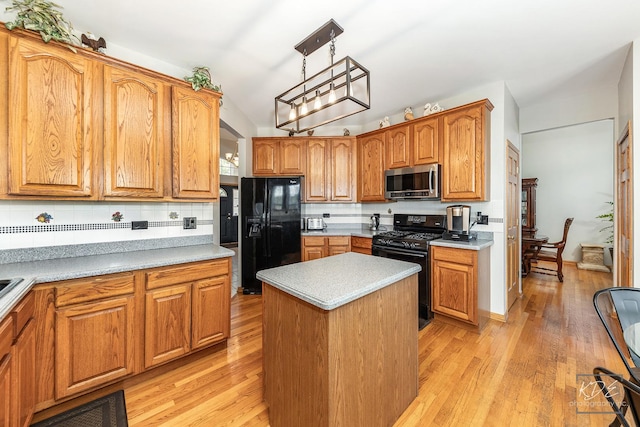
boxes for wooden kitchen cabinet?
[171,85,220,199]
[10,292,36,427]
[441,99,493,201]
[351,236,372,255]
[1,27,221,202]
[302,235,351,261]
[305,139,329,201]
[30,257,231,412]
[385,125,412,169]
[328,236,351,256]
[7,36,99,198]
[192,276,230,349]
[384,116,440,169]
[103,65,167,198]
[431,245,490,330]
[144,284,191,367]
[0,316,13,427]
[252,138,306,176]
[357,133,386,202]
[305,138,356,203]
[302,236,327,261]
[55,274,136,399]
[413,115,441,165]
[145,259,231,368]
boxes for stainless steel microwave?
[384,164,441,200]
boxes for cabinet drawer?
[0,317,12,357]
[431,246,474,264]
[55,273,135,307]
[302,236,326,247]
[11,291,34,337]
[146,259,229,290]
[328,236,350,246]
[351,236,372,249]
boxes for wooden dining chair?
[529,217,574,282]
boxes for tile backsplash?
[0,201,214,250]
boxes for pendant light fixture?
[224,141,239,167]
[275,19,370,134]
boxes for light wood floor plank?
[121,265,627,426]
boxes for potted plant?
[596,201,614,259]
[4,0,79,51]
[184,66,223,105]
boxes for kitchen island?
[256,252,420,427]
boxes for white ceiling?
[4,0,639,142]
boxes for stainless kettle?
[370,214,380,230]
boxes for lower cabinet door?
[12,319,35,427]
[144,284,191,368]
[0,354,11,427]
[192,277,230,349]
[55,296,135,398]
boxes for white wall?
[522,120,615,263]
[0,201,214,250]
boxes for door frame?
[615,122,633,286]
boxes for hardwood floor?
[124,264,625,426]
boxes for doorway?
[220,185,239,246]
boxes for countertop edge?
[429,239,494,250]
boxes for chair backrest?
[594,288,640,381]
[557,217,574,249]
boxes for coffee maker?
[443,205,477,241]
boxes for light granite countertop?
[256,252,421,311]
[0,244,234,321]
[429,238,494,250]
[301,226,390,238]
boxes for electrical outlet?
[478,215,489,225]
[183,217,197,229]
[131,220,148,230]
[322,213,330,218]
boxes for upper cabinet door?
[357,134,386,202]
[442,100,492,201]
[305,139,328,202]
[330,138,356,202]
[8,37,97,197]
[252,138,280,175]
[103,66,165,198]
[413,116,440,165]
[385,126,411,169]
[279,139,306,175]
[171,86,220,199]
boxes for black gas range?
[372,214,446,330]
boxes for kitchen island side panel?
[262,274,418,427]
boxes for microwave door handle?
[429,169,434,194]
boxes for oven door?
[371,245,432,329]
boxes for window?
[220,158,238,176]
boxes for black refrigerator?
[241,177,302,295]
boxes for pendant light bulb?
[289,103,296,121]
[344,83,354,97]
[314,90,322,110]
[328,83,336,104]
[300,97,308,115]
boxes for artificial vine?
[4,0,79,51]
[184,66,223,105]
